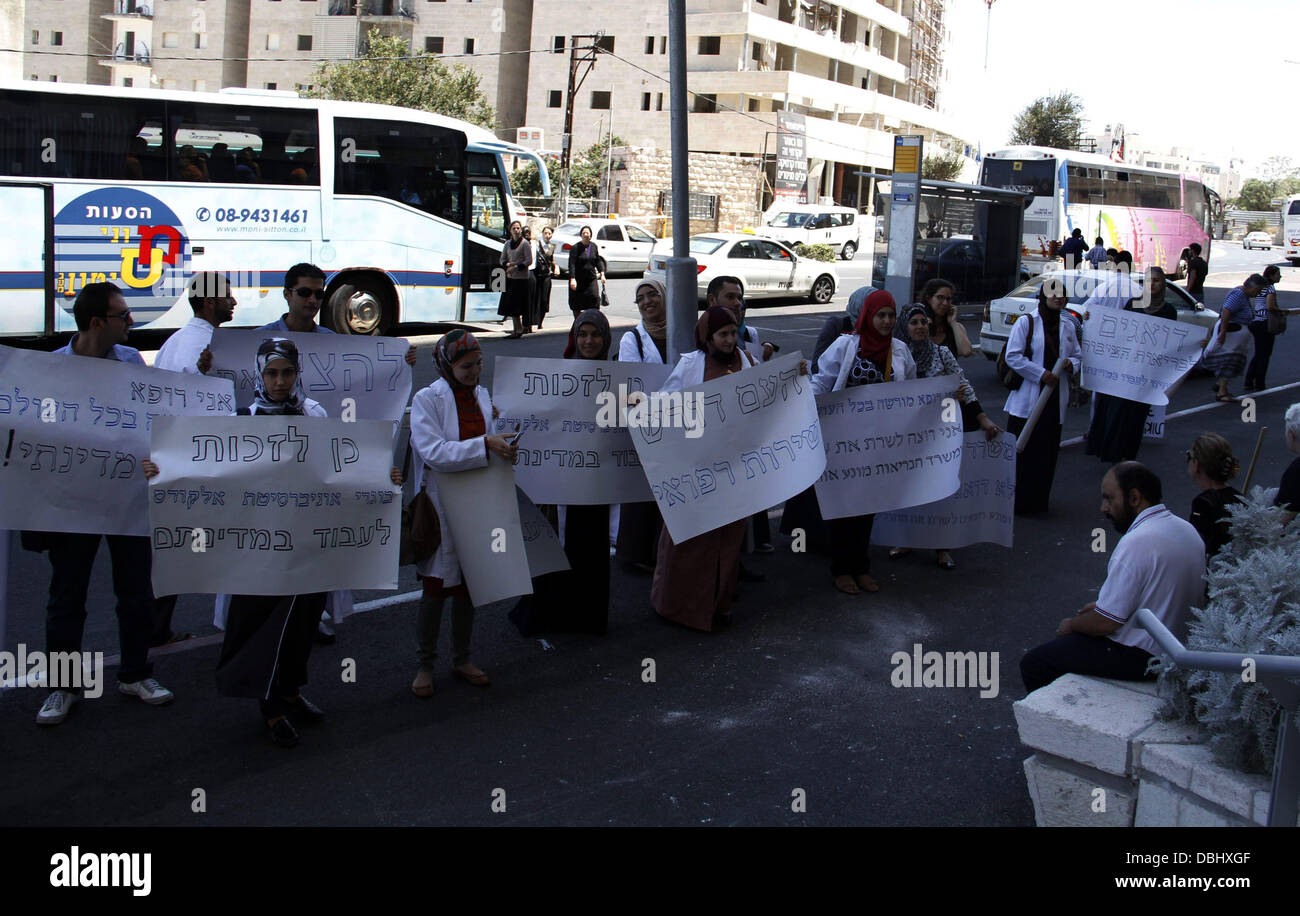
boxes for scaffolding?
[906,0,944,112]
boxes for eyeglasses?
[1185,451,1195,461]
[290,287,327,300]
[103,309,131,321]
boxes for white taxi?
[644,234,838,304]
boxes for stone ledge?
[1014,674,1165,776]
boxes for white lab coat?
[618,321,666,364]
[661,348,757,393]
[1001,312,1082,424]
[408,377,494,585]
[810,334,916,394]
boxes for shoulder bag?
[399,441,441,566]
[996,314,1033,390]
[1267,309,1287,336]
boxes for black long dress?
[510,504,611,636]
[532,242,554,328]
[568,241,601,314]
[1008,312,1063,515]
[1085,299,1177,463]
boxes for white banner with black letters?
[207,328,413,421]
[1079,310,1203,406]
[0,347,235,536]
[434,456,534,606]
[814,375,962,519]
[148,416,399,596]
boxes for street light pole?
[665,0,697,363]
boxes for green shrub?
[794,243,836,262]
[1246,219,1270,234]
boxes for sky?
[941,0,1299,179]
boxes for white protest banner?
[629,352,824,543]
[434,456,533,606]
[148,416,399,596]
[517,488,570,577]
[814,375,962,519]
[871,431,1016,549]
[207,329,413,421]
[1079,309,1203,406]
[0,348,235,537]
[492,356,671,505]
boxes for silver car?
[644,233,838,304]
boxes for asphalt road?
[2,250,1298,826]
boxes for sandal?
[453,663,491,687]
[1215,393,1236,403]
[855,574,880,592]
[888,547,911,559]
[411,668,435,698]
[935,551,956,570]
[834,575,860,595]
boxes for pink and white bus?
[979,146,1214,276]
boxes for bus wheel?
[328,276,393,335]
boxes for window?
[333,116,465,222]
[655,92,663,111]
[266,34,280,52]
[692,93,717,113]
[195,34,208,50]
[123,78,134,87]
[469,183,504,238]
[49,76,58,82]
[553,36,565,53]
[596,224,624,242]
[193,80,206,91]
[640,92,650,111]
[747,98,760,112]
[591,90,611,110]
[425,36,443,53]
[31,31,38,45]
[298,35,312,51]
[464,38,474,54]
[296,84,313,93]
[627,224,654,243]
[698,36,720,55]
[167,100,319,184]
[163,32,179,48]
[751,41,762,61]
[595,36,614,53]
[729,240,761,259]
[52,32,63,46]
[265,83,278,90]
[659,36,667,54]
[547,89,562,108]
[644,36,654,54]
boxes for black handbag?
[599,281,610,310]
[1267,310,1287,336]
[398,443,441,566]
[997,315,1033,390]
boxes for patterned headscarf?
[853,289,897,363]
[434,329,481,388]
[896,303,939,377]
[251,337,307,415]
[635,277,667,340]
[564,308,612,360]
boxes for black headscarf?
[563,308,612,360]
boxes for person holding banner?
[512,310,615,636]
[1003,280,1081,515]
[617,279,669,573]
[408,330,517,695]
[1203,275,1264,403]
[887,303,1001,570]
[811,289,917,595]
[1185,433,1242,558]
[36,282,175,726]
[1084,267,1177,464]
[650,306,759,630]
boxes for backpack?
[996,314,1032,390]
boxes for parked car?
[1242,231,1273,250]
[756,204,865,260]
[644,234,838,305]
[978,269,1218,360]
[551,218,658,276]
[872,237,1020,306]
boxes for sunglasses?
[289,286,327,300]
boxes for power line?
[7,43,568,65]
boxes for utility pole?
[665,0,696,362]
[560,34,601,222]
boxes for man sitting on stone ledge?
[1020,462,1205,694]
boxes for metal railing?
[108,42,151,64]
[1137,608,1300,827]
[112,0,153,16]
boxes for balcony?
[327,0,416,18]
[106,0,153,18]
[102,41,152,65]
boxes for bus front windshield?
[981,158,1056,199]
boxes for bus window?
[0,88,165,181]
[469,183,506,239]
[980,157,1055,198]
[334,117,465,220]
[167,101,318,185]
[1183,179,1207,226]
[466,152,501,179]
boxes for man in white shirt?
[1020,462,1206,693]
[1082,251,1143,311]
[153,271,235,375]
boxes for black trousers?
[1020,633,1156,694]
[1007,411,1061,514]
[829,514,874,577]
[216,592,326,717]
[46,533,153,686]
[1245,321,1275,390]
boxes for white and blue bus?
[0,81,549,336]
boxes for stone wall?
[609,147,763,238]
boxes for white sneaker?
[118,677,174,705]
[36,690,77,726]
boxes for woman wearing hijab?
[498,220,534,338]
[532,225,558,331]
[408,330,518,697]
[811,289,917,594]
[1085,267,1176,463]
[1004,279,1082,514]
[917,278,973,358]
[616,278,669,572]
[650,306,758,631]
[811,285,869,375]
[511,310,614,636]
[143,338,402,748]
[887,303,1001,570]
[567,225,604,316]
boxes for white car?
[1243,231,1273,250]
[644,234,838,304]
[978,269,1218,359]
[550,218,658,276]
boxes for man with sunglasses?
[37,282,175,725]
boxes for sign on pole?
[885,135,923,307]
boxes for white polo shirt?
[153,315,215,374]
[1095,504,1206,656]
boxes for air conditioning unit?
[515,127,544,150]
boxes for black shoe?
[284,694,325,725]
[267,716,300,748]
[738,563,765,583]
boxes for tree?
[509,134,626,202]
[922,151,966,182]
[1233,179,1276,211]
[311,29,495,129]
[1008,92,1086,150]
